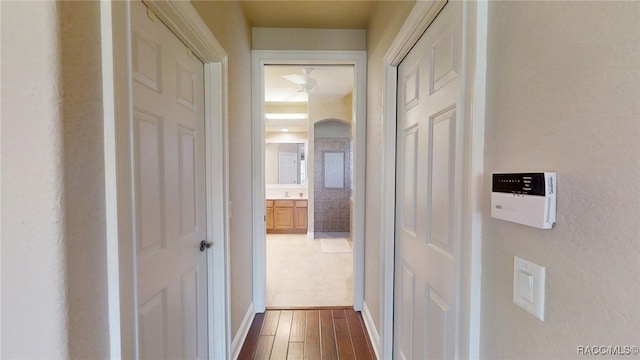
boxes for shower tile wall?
[314,138,351,232]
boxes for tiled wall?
[314,138,352,232]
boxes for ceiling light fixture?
[281,128,289,132]
[265,113,308,120]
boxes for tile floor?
[266,233,353,308]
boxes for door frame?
[379,1,487,358]
[101,1,231,358]
[251,50,367,312]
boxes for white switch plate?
[513,256,545,321]
[517,270,534,303]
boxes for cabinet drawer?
[274,200,294,207]
[266,200,273,208]
[295,200,307,208]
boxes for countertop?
[266,197,308,201]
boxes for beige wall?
[2,2,69,357]
[308,94,353,124]
[364,0,415,333]
[1,1,108,358]
[253,28,366,51]
[191,1,254,336]
[481,2,640,358]
[60,2,109,358]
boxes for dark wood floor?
[238,308,375,360]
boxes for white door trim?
[380,1,487,358]
[251,50,367,312]
[101,1,231,358]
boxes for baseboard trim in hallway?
[238,308,375,360]
[360,302,380,360]
[233,302,256,359]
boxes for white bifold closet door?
[394,2,463,359]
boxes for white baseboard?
[361,301,381,360]
[231,302,255,360]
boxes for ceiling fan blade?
[282,74,306,85]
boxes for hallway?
[238,308,375,360]
[3,1,638,359]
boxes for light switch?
[513,256,546,321]
[517,270,534,303]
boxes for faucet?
[284,191,289,198]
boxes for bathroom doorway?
[262,64,355,308]
[252,51,366,313]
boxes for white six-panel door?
[394,2,462,359]
[131,1,208,358]
[278,151,298,184]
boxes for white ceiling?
[265,65,354,103]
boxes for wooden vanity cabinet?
[266,199,307,234]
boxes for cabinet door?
[266,206,274,231]
[294,207,307,229]
[274,207,294,229]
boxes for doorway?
[378,1,487,358]
[394,2,463,358]
[130,1,208,357]
[102,1,230,358]
[252,51,367,313]
[264,65,355,308]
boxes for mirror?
[266,142,306,185]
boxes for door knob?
[199,240,212,252]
